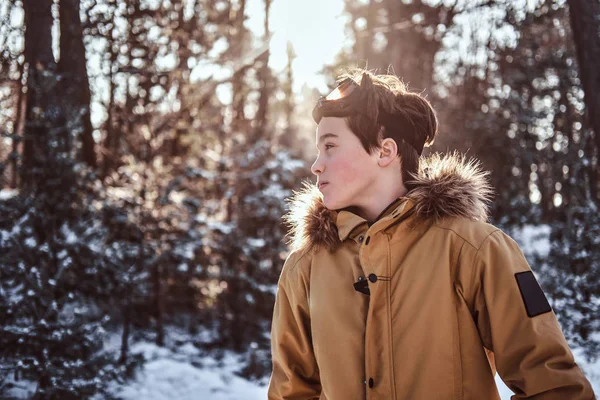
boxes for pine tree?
[0,76,119,399]
[211,138,308,373]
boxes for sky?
[245,0,350,93]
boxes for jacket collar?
[335,197,409,241]
[335,210,366,241]
[283,152,493,253]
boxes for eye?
[324,143,335,150]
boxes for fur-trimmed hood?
[283,152,493,253]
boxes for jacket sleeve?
[268,252,321,400]
[464,229,595,399]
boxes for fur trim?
[283,182,340,253]
[406,152,493,223]
[284,152,493,252]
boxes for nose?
[311,155,324,176]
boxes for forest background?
[0,0,599,398]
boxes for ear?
[377,137,399,167]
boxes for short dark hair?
[319,68,438,189]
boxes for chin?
[322,195,351,211]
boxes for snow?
[3,378,37,399]
[3,312,597,400]
[61,224,79,244]
[510,224,551,258]
[0,229,9,245]
[201,220,234,235]
[0,188,18,200]
[273,151,305,172]
[24,236,36,248]
[257,282,277,295]
[108,341,268,400]
[175,242,197,259]
[247,237,266,247]
[104,339,597,399]
[106,339,598,400]
[178,263,189,272]
[261,182,290,200]
[573,347,600,395]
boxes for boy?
[268,69,595,399]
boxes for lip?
[318,182,329,190]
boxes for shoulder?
[434,218,527,269]
[432,216,501,250]
[278,247,315,286]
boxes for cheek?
[323,149,373,209]
[329,146,373,185]
[332,157,362,184]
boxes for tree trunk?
[21,0,55,186]
[11,61,26,188]
[284,42,295,132]
[230,0,248,133]
[383,0,442,92]
[22,0,54,69]
[58,0,96,168]
[119,299,131,364]
[567,0,600,154]
[363,0,377,64]
[154,263,165,346]
[170,0,193,158]
[253,0,272,138]
[102,23,117,179]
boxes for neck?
[350,180,408,222]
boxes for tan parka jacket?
[268,154,595,400]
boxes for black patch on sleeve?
[515,271,552,318]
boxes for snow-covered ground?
[106,340,598,400]
[6,336,597,399]
[108,341,268,400]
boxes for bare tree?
[567,0,600,154]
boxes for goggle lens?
[324,78,358,101]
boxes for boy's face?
[311,117,380,211]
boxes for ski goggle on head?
[312,77,360,124]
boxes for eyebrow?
[317,133,339,145]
